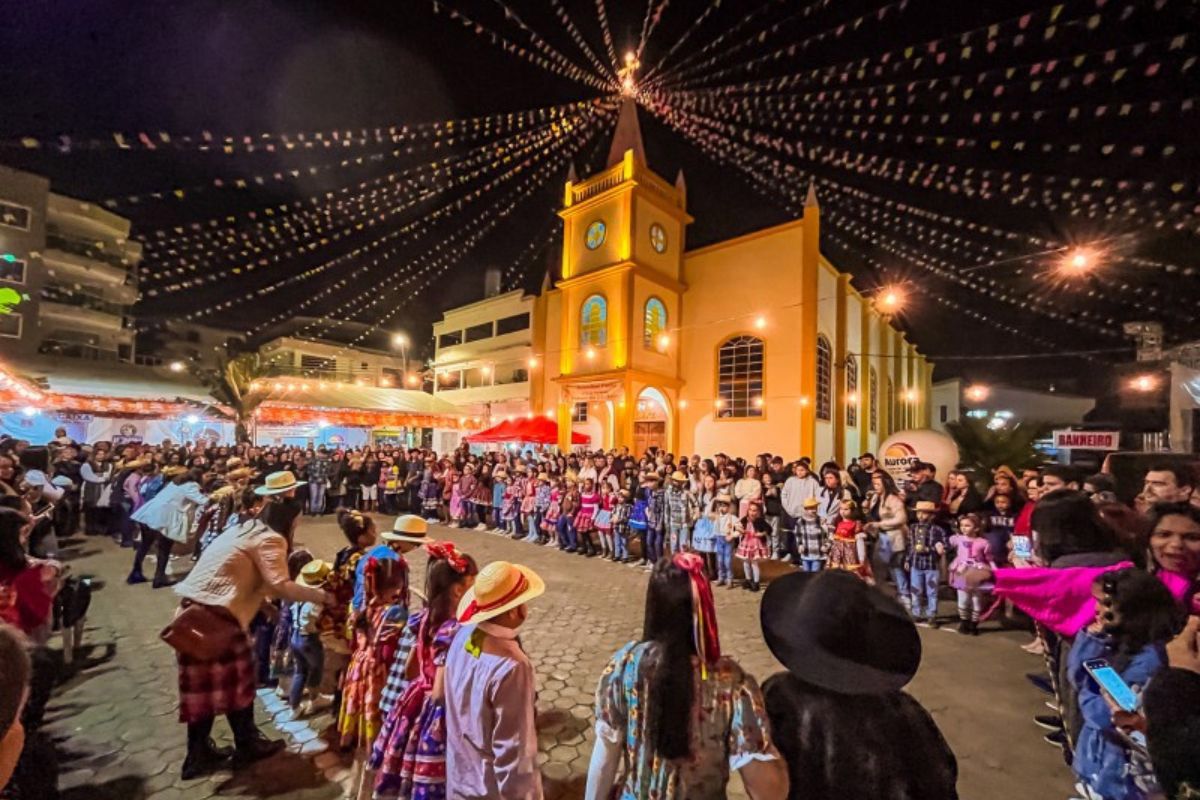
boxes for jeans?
[909,567,940,619]
[131,526,173,583]
[669,524,690,553]
[715,538,734,582]
[644,527,664,564]
[889,552,911,608]
[613,525,629,560]
[800,557,824,573]
[309,482,327,514]
[289,634,324,708]
[557,517,577,550]
[524,513,541,541]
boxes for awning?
[466,416,590,445]
[255,381,479,430]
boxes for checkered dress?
[379,613,420,718]
[175,602,256,723]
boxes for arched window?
[580,295,607,348]
[845,354,858,427]
[815,335,833,421]
[716,335,764,418]
[869,366,878,432]
[643,297,667,348]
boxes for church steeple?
[606,98,647,168]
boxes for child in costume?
[611,489,632,563]
[948,512,995,635]
[595,482,615,559]
[734,501,771,592]
[906,500,949,626]
[795,497,828,573]
[826,498,873,583]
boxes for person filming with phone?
[1068,569,1180,800]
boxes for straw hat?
[225,456,245,469]
[209,485,236,501]
[123,457,151,470]
[716,491,734,505]
[457,561,545,624]
[537,472,549,482]
[226,467,255,482]
[383,514,429,544]
[803,497,819,509]
[914,500,938,513]
[254,470,307,496]
[671,470,688,482]
[298,559,333,588]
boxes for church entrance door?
[634,421,666,455]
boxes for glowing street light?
[585,347,597,361]
[714,398,725,410]
[1130,374,1158,392]
[656,333,671,351]
[168,360,186,373]
[481,365,492,377]
[678,399,688,410]
[752,397,764,409]
[964,384,990,403]
[527,356,539,369]
[391,332,409,348]
[877,287,906,314]
[405,373,420,387]
[1060,246,1099,276]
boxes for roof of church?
[606,98,647,168]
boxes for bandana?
[672,552,721,677]
[425,540,470,574]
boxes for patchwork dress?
[371,612,460,800]
[338,602,408,751]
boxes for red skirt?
[176,603,256,723]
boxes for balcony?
[42,247,138,303]
[40,300,126,335]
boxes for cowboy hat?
[457,560,545,624]
[761,570,921,695]
[123,457,152,470]
[383,514,429,544]
[803,497,819,509]
[225,456,245,468]
[298,559,333,588]
[254,470,307,496]
[671,470,688,482]
[914,500,938,513]
[209,485,236,501]
[536,472,549,481]
[715,491,733,505]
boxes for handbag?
[160,602,241,661]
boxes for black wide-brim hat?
[761,570,921,695]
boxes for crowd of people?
[1,429,1199,800]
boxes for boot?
[181,739,233,780]
[232,734,285,769]
[970,620,981,636]
[126,569,148,585]
[957,618,971,634]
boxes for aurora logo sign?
[877,430,960,483]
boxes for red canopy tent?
[466,416,590,445]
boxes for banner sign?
[1053,430,1120,450]
[563,380,623,403]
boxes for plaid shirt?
[795,515,828,559]
[664,485,697,529]
[379,612,420,717]
[906,522,949,571]
[611,500,632,526]
[306,456,332,484]
[534,484,552,512]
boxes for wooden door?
[634,421,666,456]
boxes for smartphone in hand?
[1083,658,1140,712]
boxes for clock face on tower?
[585,220,606,250]
[649,223,667,254]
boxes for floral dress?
[541,489,562,532]
[594,641,775,800]
[827,518,873,581]
[371,611,460,800]
[338,602,408,751]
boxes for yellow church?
[437,101,932,462]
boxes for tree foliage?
[197,351,268,443]
[945,417,1052,478]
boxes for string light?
[168,360,186,373]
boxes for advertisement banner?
[878,429,961,483]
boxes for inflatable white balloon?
[878,429,961,484]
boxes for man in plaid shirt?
[305,448,332,515]
[905,500,948,626]
[664,471,698,554]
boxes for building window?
[940,404,948,423]
[643,297,667,348]
[580,295,607,348]
[0,201,31,232]
[845,354,858,427]
[716,335,764,419]
[465,322,493,343]
[300,354,336,373]
[438,330,463,348]
[816,335,832,421]
[0,313,21,338]
[0,257,27,284]
[571,402,588,422]
[869,367,878,432]
[495,312,530,336]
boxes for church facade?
[442,102,932,462]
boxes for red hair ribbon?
[425,540,470,574]
[458,572,529,623]
[672,552,721,676]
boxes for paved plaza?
[43,516,1074,800]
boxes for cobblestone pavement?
[45,516,1074,800]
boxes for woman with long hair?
[584,554,787,799]
[864,471,910,608]
[372,543,478,800]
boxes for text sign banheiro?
[1053,430,1120,451]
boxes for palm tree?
[945,417,1051,478]
[198,351,268,443]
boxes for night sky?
[1,0,1197,390]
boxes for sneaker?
[1043,729,1067,748]
[1034,714,1063,731]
